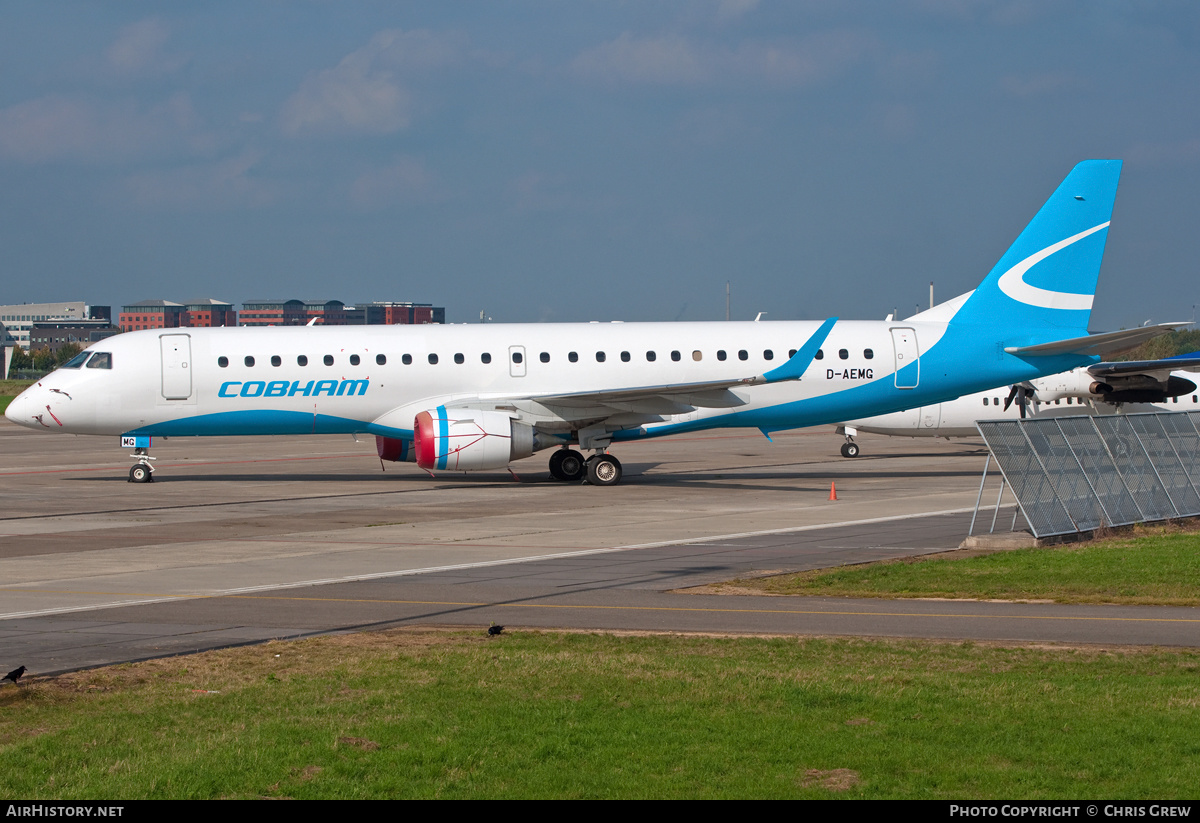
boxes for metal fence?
[972,412,1200,538]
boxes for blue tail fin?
[952,160,1122,333]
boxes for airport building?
[239,299,444,327]
[119,299,238,331]
[0,302,111,349]
[28,318,121,352]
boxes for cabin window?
[244,356,255,367]
[568,352,579,363]
[763,350,774,361]
[402,354,412,365]
[789,349,797,358]
[647,351,657,362]
[297,355,308,366]
[512,351,523,364]
[481,353,492,364]
[815,349,824,360]
[454,353,465,364]
[864,349,874,359]
[994,398,1000,405]
[1173,396,1179,404]
[717,350,726,361]
[324,355,334,366]
[540,352,550,363]
[271,355,282,367]
[596,351,606,363]
[350,354,361,366]
[218,356,229,368]
[983,397,989,406]
[621,351,630,362]
[376,354,386,365]
[693,350,702,362]
[838,349,849,360]
[738,350,748,361]
[86,352,112,369]
[428,353,439,365]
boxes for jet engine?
[413,408,535,471]
[1032,371,1196,404]
[375,436,414,463]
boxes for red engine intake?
[413,408,534,472]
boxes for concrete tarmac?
[2,420,1196,675]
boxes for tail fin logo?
[996,221,1109,310]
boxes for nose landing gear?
[128,447,155,483]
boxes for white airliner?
[833,355,1200,456]
[4,160,1178,485]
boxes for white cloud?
[716,0,760,22]
[280,29,462,138]
[123,151,277,209]
[571,33,707,86]
[105,19,187,76]
[0,92,207,163]
[572,30,876,89]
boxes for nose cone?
[4,390,29,426]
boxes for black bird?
[3,666,25,685]
[487,623,504,637]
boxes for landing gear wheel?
[840,442,860,458]
[129,464,153,483]
[548,449,586,481]
[585,454,623,486]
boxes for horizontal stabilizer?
[1004,322,1187,357]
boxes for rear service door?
[890,328,920,389]
[160,334,193,400]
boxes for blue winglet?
[762,317,838,383]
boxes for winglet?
[759,317,837,384]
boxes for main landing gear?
[128,448,155,483]
[840,437,860,458]
[548,448,623,486]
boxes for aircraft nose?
[4,391,29,426]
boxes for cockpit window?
[62,352,91,369]
[86,352,112,369]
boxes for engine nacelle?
[375,436,414,463]
[413,408,535,471]
[1032,371,1196,404]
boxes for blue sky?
[2,1,1199,329]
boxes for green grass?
[0,380,33,414]
[2,630,1199,799]
[733,528,1200,605]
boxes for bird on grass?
[4,666,25,686]
[487,623,504,637]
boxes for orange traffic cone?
[829,481,838,501]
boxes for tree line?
[8,343,83,373]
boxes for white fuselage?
[837,367,1198,439]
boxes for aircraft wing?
[517,317,838,415]
[1088,356,1200,378]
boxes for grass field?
[2,630,1198,799]
[0,380,32,414]
[722,526,1200,606]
